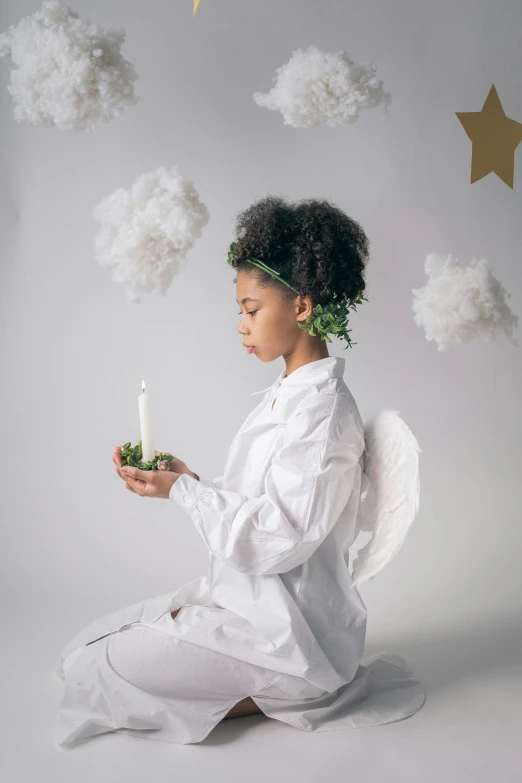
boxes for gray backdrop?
[1,0,521,726]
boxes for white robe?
[55,356,426,746]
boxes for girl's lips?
[246,346,255,354]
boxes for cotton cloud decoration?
[253,44,391,128]
[93,166,210,304]
[412,253,519,350]
[0,0,138,131]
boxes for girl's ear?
[300,295,315,317]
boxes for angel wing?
[351,409,421,588]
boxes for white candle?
[138,380,155,463]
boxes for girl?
[55,196,425,746]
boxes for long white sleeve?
[169,393,364,576]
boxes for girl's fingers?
[113,447,143,489]
[114,463,134,491]
[113,449,123,468]
[113,452,135,491]
[114,463,128,482]
[121,472,137,493]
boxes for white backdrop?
[1,0,521,661]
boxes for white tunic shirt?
[56,355,426,744]
[55,356,426,745]
[167,355,369,692]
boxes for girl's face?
[236,270,312,362]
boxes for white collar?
[250,356,346,396]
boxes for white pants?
[55,600,426,747]
[56,618,326,747]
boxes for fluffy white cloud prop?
[93,166,210,304]
[412,253,519,350]
[253,44,391,128]
[0,0,138,131]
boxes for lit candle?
[138,380,155,463]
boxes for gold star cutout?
[456,84,522,188]
[193,0,200,15]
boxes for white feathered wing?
[351,409,421,588]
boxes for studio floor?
[2,605,520,783]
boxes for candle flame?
[142,379,145,392]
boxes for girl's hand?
[112,446,188,497]
[119,464,180,499]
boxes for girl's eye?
[237,311,257,317]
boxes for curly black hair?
[228,195,370,309]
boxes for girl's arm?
[170,393,364,575]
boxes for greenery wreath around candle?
[227,241,368,349]
[119,441,174,471]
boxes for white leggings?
[107,623,277,703]
[56,620,325,747]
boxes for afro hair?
[228,195,370,310]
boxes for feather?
[351,409,421,587]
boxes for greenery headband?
[227,241,367,349]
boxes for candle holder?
[119,441,174,471]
